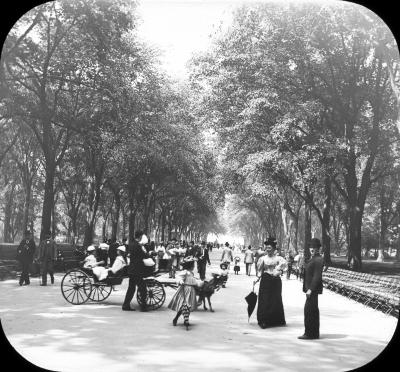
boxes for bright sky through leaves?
[136,0,333,79]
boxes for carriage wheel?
[137,279,166,310]
[89,282,113,302]
[61,269,92,305]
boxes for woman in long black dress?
[256,238,287,329]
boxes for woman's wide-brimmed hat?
[117,245,126,253]
[220,262,228,269]
[264,237,277,248]
[87,245,96,252]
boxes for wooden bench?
[322,267,400,316]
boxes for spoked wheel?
[137,279,166,310]
[61,269,92,305]
[89,282,113,302]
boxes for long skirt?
[168,284,198,311]
[257,273,286,327]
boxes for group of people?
[153,239,211,280]
[16,229,323,339]
[16,230,58,286]
[254,237,324,340]
[223,242,306,280]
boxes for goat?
[195,274,225,312]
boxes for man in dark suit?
[185,241,196,257]
[38,232,57,286]
[108,238,119,266]
[122,230,148,311]
[196,241,211,280]
[298,238,324,340]
[16,230,36,286]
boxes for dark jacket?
[195,246,211,265]
[17,238,36,262]
[303,254,324,294]
[185,246,196,257]
[127,240,149,277]
[38,238,57,261]
[108,242,119,260]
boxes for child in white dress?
[169,256,203,326]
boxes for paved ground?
[0,250,398,372]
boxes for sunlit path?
[1,251,397,372]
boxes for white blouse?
[257,254,287,275]
[83,254,97,268]
[110,255,127,274]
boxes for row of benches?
[322,267,400,317]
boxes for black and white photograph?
[0,0,399,371]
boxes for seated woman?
[82,245,105,269]
[92,245,127,281]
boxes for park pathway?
[0,250,398,372]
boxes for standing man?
[122,230,149,311]
[16,230,36,286]
[98,240,109,266]
[38,232,57,286]
[108,238,119,266]
[298,238,324,340]
[285,251,295,280]
[221,242,233,271]
[294,249,305,280]
[244,245,254,276]
[196,241,211,280]
[185,241,196,257]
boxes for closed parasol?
[245,277,260,322]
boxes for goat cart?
[60,268,179,310]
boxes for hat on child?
[220,263,228,269]
[117,245,126,253]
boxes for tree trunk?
[3,182,16,242]
[111,191,121,240]
[348,207,363,271]
[321,176,332,266]
[128,193,136,243]
[40,165,55,240]
[377,180,387,263]
[83,178,102,247]
[304,202,312,260]
[22,177,32,234]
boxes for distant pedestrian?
[221,242,233,271]
[98,240,109,266]
[298,238,324,340]
[196,241,211,280]
[244,245,254,276]
[37,233,57,286]
[185,241,196,257]
[108,238,119,266]
[294,249,305,280]
[285,252,294,279]
[233,256,241,274]
[16,230,36,286]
